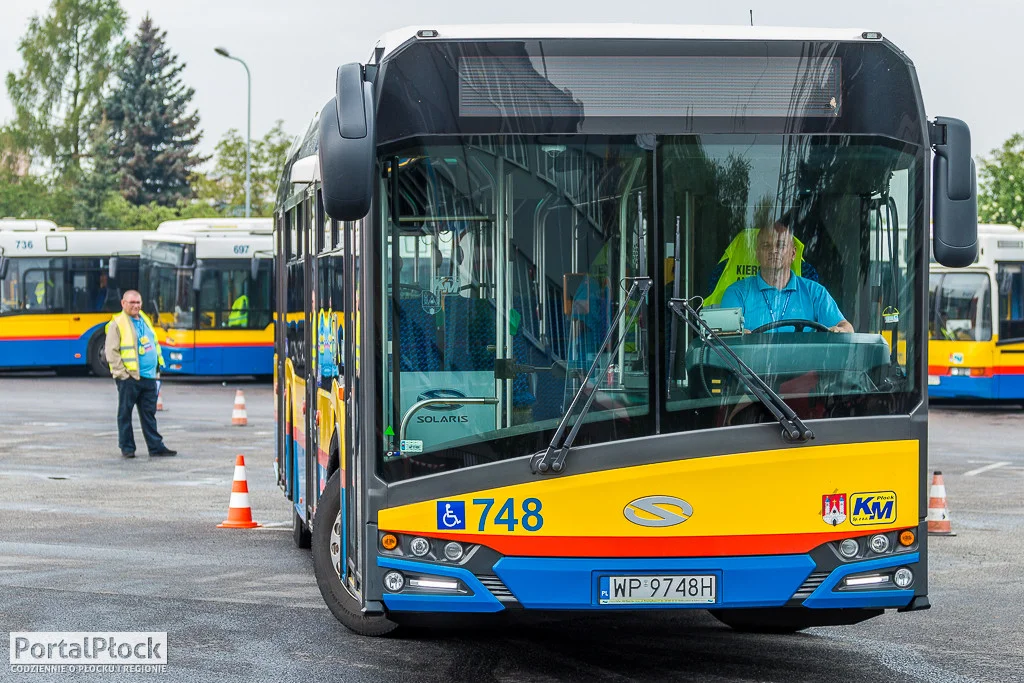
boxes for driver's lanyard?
[762,288,793,322]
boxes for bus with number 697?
[275,24,977,636]
[928,224,1024,402]
[139,218,275,376]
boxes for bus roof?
[144,230,273,260]
[156,217,273,236]
[0,230,150,256]
[373,24,879,60]
[0,219,60,232]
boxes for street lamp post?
[214,46,251,218]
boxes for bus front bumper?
[377,552,920,613]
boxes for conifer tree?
[103,15,205,206]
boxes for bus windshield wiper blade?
[532,277,652,474]
[667,297,814,444]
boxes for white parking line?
[964,461,1011,477]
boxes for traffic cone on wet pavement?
[231,390,247,426]
[156,389,164,411]
[927,471,956,536]
[217,455,261,529]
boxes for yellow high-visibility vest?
[705,228,807,305]
[106,311,164,373]
[228,295,249,327]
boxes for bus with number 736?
[275,24,977,636]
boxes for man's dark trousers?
[116,377,166,454]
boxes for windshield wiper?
[532,276,652,474]
[667,297,814,443]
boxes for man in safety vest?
[227,293,249,327]
[104,290,177,459]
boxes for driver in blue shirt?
[720,222,854,334]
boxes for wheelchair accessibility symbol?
[436,501,466,530]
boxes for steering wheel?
[750,318,832,333]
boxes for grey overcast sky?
[1,0,1021,160]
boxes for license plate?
[928,375,940,385]
[599,574,717,605]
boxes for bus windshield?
[195,259,273,330]
[929,272,992,341]
[380,134,923,479]
[141,241,195,329]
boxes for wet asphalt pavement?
[0,376,1021,682]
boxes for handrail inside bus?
[398,397,499,454]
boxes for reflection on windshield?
[378,134,923,480]
[382,138,651,469]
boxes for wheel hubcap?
[330,512,342,577]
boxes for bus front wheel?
[88,332,110,378]
[311,469,398,637]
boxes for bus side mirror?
[250,257,260,282]
[193,260,205,292]
[108,256,119,279]
[0,255,7,281]
[319,63,375,221]
[931,117,978,267]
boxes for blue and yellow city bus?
[929,224,1024,401]
[139,219,275,376]
[276,25,977,636]
[0,226,146,376]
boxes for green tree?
[72,116,121,227]
[5,0,127,178]
[978,133,1024,228]
[102,15,205,206]
[197,121,291,216]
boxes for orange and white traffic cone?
[231,389,247,426]
[217,455,261,529]
[156,389,164,411]
[927,470,956,536]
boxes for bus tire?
[292,508,311,549]
[312,469,398,637]
[88,332,111,378]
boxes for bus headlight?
[869,534,890,554]
[410,537,430,557]
[443,542,464,562]
[838,538,859,558]
[893,567,914,588]
[383,571,405,592]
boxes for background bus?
[929,224,1024,401]
[0,228,145,376]
[140,218,274,376]
[277,25,977,636]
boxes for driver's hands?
[828,325,851,333]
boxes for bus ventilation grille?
[477,575,518,603]
[792,572,831,601]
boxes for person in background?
[105,290,177,459]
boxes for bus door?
[384,156,524,465]
[25,259,70,364]
[995,261,1024,397]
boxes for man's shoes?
[121,450,136,459]
[149,448,177,457]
